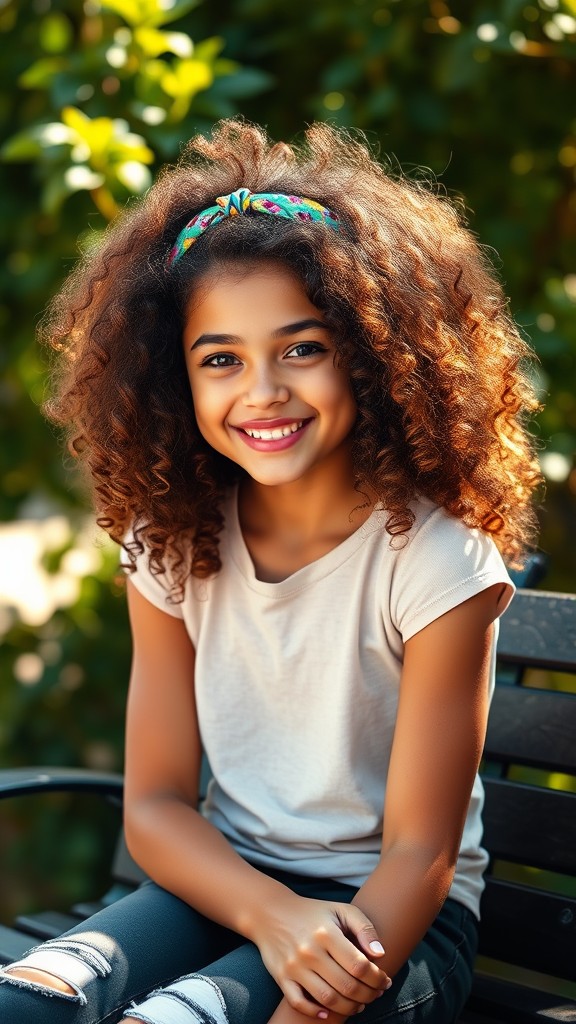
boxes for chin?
[246,465,312,487]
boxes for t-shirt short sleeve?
[123,530,184,619]
[391,505,514,642]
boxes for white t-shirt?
[128,491,514,918]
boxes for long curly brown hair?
[42,119,542,598]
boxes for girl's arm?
[124,582,389,1019]
[351,584,503,974]
[267,583,502,1024]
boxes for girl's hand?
[251,892,390,1019]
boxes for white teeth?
[244,421,303,439]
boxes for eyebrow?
[189,318,330,351]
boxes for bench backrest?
[479,589,576,983]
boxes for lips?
[232,417,313,451]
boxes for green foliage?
[0,0,575,919]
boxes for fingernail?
[317,1013,328,1020]
[369,940,385,954]
[356,1007,366,1015]
[385,979,393,990]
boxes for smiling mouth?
[241,420,305,440]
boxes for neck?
[238,461,374,543]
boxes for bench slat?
[498,591,576,671]
[482,780,576,874]
[13,910,82,941]
[478,877,576,980]
[461,973,576,1024]
[484,686,576,774]
[0,925,33,965]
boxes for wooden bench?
[1,581,575,1023]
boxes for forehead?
[184,263,321,333]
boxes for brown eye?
[285,343,326,359]
[202,353,240,367]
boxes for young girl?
[0,120,541,1024]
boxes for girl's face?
[183,263,357,489]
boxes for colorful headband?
[167,188,340,266]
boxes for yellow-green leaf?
[161,58,212,98]
[1,123,74,161]
[114,131,154,163]
[19,58,67,89]
[115,160,152,192]
[61,106,91,136]
[99,0,142,27]
[101,0,200,30]
[134,26,193,58]
[193,36,224,63]
[39,12,73,54]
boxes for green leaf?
[1,131,44,161]
[209,66,274,98]
[144,0,203,28]
[138,57,166,84]
[42,171,77,216]
[434,31,483,93]
[19,57,68,89]
[501,0,530,20]
[322,54,364,92]
[193,36,225,63]
[39,12,73,54]
[100,0,201,29]
[1,123,74,161]
[364,85,398,120]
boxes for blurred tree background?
[0,0,575,921]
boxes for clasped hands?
[252,891,391,1019]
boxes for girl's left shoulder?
[406,495,502,554]
[387,496,515,642]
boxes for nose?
[242,363,290,408]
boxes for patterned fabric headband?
[167,188,340,266]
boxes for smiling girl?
[0,120,541,1024]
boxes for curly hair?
[42,119,542,598]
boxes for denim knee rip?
[0,937,112,1005]
[124,974,229,1024]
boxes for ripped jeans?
[0,869,478,1024]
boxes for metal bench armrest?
[0,767,124,801]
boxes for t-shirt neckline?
[225,488,385,598]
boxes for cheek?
[323,369,357,418]
[188,373,209,416]
[333,385,357,439]
[189,378,230,442]
[187,376,209,432]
